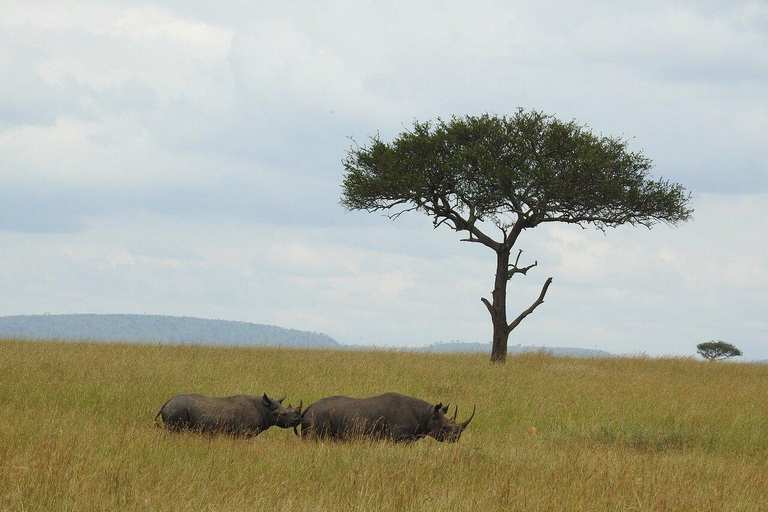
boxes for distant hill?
[420,341,613,358]
[0,314,340,349]
[0,314,617,357]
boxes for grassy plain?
[0,339,766,511]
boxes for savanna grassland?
[1,339,766,511]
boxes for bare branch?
[508,263,537,279]
[388,205,420,220]
[481,297,494,317]
[513,249,522,268]
[508,277,553,331]
[345,135,361,153]
[433,216,456,230]
[507,250,538,279]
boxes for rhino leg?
[391,425,419,443]
[299,420,323,440]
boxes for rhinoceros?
[154,393,302,437]
[299,392,475,442]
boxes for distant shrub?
[696,340,742,361]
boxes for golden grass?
[1,339,766,511]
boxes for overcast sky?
[1,0,766,358]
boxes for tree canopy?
[697,340,743,361]
[342,110,692,251]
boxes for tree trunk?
[484,247,553,364]
[489,249,511,363]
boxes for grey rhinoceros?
[299,392,475,442]
[155,393,302,437]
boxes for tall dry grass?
[0,339,766,511]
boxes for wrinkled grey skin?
[155,393,302,437]
[300,392,475,443]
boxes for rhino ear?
[441,403,450,414]
[433,403,443,415]
[262,393,271,406]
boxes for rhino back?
[302,393,429,439]
[165,394,268,434]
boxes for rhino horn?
[452,404,458,422]
[298,400,303,412]
[460,404,476,429]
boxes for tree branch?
[507,249,538,280]
[512,249,523,268]
[508,277,553,331]
[388,204,420,220]
[433,216,456,230]
[507,195,525,216]
[430,195,502,251]
[502,217,527,250]
[535,213,655,229]
[481,297,494,317]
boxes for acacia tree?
[341,110,692,363]
[697,340,743,361]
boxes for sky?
[1,0,766,358]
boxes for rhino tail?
[295,405,312,436]
[154,398,173,428]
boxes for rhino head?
[262,393,303,429]
[425,402,476,442]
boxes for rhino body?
[155,393,301,437]
[300,392,474,443]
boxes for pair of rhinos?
[155,391,476,443]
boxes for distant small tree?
[697,340,742,361]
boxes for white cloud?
[229,21,374,116]
[4,2,232,98]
